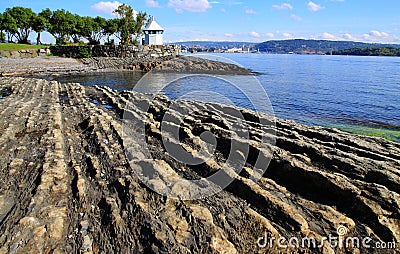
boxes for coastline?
[0,76,399,253]
[0,55,252,78]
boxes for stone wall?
[0,48,50,58]
[49,45,181,59]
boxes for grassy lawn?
[0,43,48,51]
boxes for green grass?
[0,43,48,51]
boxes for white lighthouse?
[143,16,164,45]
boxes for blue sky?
[1,0,400,43]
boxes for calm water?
[56,53,400,141]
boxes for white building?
[143,16,164,45]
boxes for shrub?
[78,47,92,58]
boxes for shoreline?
[0,76,399,253]
[1,55,397,143]
[0,55,252,77]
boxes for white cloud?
[245,8,256,14]
[265,33,275,38]
[369,30,389,37]
[168,0,212,13]
[91,1,123,16]
[381,32,389,37]
[290,14,302,21]
[146,0,160,8]
[323,32,335,39]
[272,3,294,10]
[249,31,260,38]
[224,33,234,37]
[221,8,226,12]
[363,34,371,40]
[282,32,292,38]
[343,33,356,40]
[308,1,324,12]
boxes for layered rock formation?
[0,77,399,253]
[0,56,251,77]
[80,55,252,74]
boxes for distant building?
[143,16,164,45]
[226,47,243,53]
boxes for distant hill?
[254,39,400,54]
[331,47,400,57]
[171,39,400,54]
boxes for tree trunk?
[7,32,12,43]
[36,32,41,45]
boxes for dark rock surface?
[80,55,252,74]
[0,77,399,253]
[153,56,252,74]
[0,56,251,77]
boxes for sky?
[1,0,400,44]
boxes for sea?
[56,53,400,142]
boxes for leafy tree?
[113,4,136,45]
[0,32,5,43]
[48,9,76,45]
[3,7,35,44]
[0,13,3,39]
[0,13,5,42]
[2,11,18,42]
[0,13,5,43]
[79,16,94,43]
[113,5,148,45]
[0,5,149,46]
[32,8,51,45]
[104,18,119,45]
[71,14,84,43]
[132,12,147,46]
[85,16,107,45]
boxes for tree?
[113,4,136,45]
[113,5,148,45]
[0,13,4,42]
[85,16,107,45]
[71,14,84,43]
[3,7,36,44]
[48,9,76,45]
[79,16,94,43]
[0,32,5,43]
[2,11,18,42]
[132,12,147,46]
[104,18,119,45]
[32,8,51,45]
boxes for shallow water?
[56,53,400,142]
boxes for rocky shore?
[0,56,251,77]
[0,77,399,253]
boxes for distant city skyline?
[1,0,400,44]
